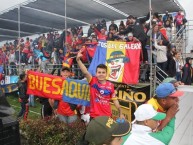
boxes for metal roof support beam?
[0,35,18,38]
[21,6,90,25]
[0,18,60,31]
[0,28,34,35]
[92,0,129,17]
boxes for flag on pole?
[88,41,141,84]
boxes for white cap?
[134,104,166,121]
[128,32,133,37]
[91,33,96,36]
[82,34,88,37]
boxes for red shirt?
[94,28,107,40]
[175,14,183,25]
[57,101,76,116]
[89,77,116,118]
[66,35,72,45]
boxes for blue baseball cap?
[156,83,184,98]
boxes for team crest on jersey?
[100,90,104,94]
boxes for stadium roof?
[0,0,183,42]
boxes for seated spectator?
[147,83,183,131]
[85,116,131,145]
[122,104,176,145]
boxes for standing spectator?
[29,94,35,107]
[166,45,176,77]
[147,83,183,131]
[120,13,149,63]
[174,52,182,81]
[119,21,126,32]
[9,49,17,75]
[87,25,94,37]
[164,20,172,41]
[147,24,161,63]
[101,19,107,29]
[38,34,48,49]
[107,32,114,41]
[0,49,6,64]
[93,24,107,40]
[109,20,118,32]
[163,11,173,24]
[0,48,6,74]
[122,104,176,145]
[96,20,103,31]
[154,40,168,71]
[40,97,53,119]
[17,73,29,121]
[51,47,60,76]
[152,12,159,23]
[58,48,65,64]
[66,30,73,46]
[181,57,192,85]
[174,11,184,37]
[36,50,49,73]
[76,50,124,119]
[53,67,77,124]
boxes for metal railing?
[1,63,89,79]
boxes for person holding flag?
[76,49,124,120]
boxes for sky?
[0,0,192,51]
[178,0,193,52]
[0,0,26,12]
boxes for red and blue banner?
[63,79,90,106]
[27,71,90,106]
[88,41,141,84]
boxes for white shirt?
[123,124,165,145]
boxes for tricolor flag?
[88,41,141,84]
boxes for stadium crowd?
[0,10,192,145]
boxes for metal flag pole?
[65,0,67,45]
[149,0,153,98]
[18,5,21,74]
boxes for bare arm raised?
[76,50,92,82]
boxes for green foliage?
[20,118,86,145]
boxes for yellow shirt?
[147,98,165,113]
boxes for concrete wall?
[170,86,193,145]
